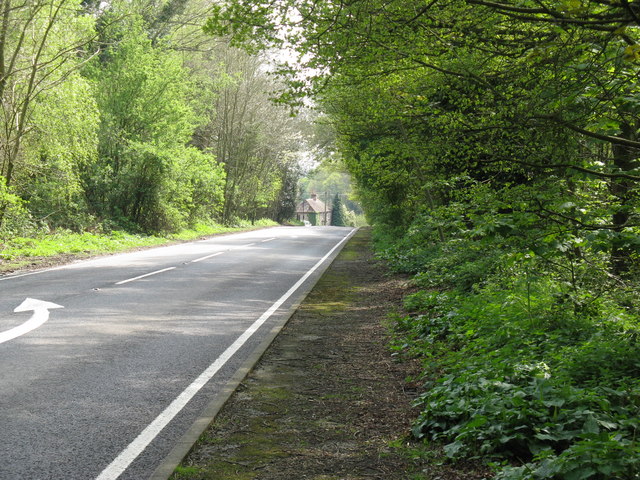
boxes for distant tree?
[274,158,301,223]
[330,194,345,226]
[191,44,305,224]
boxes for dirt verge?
[169,228,488,480]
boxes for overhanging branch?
[537,114,640,149]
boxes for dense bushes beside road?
[380,218,640,479]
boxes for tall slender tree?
[330,193,345,226]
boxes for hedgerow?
[384,224,640,479]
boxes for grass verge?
[0,219,278,273]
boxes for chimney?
[310,193,317,201]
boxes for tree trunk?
[609,122,639,276]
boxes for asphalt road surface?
[0,226,354,479]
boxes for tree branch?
[478,155,640,180]
[466,0,548,14]
[536,114,640,149]
[536,202,639,230]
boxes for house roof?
[296,197,327,213]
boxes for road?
[0,226,354,479]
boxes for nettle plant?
[414,361,640,479]
[394,261,640,479]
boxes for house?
[295,193,331,226]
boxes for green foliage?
[376,176,640,479]
[0,0,315,236]
[495,437,640,480]
[0,180,40,238]
[0,0,98,231]
[1,230,165,260]
[0,220,277,265]
[274,162,301,223]
[18,73,99,231]
[205,0,640,476]
[194,45,306,225]
[389,248,640,478]
[85,13,226,233]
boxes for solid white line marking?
[0,265,66,282]
[260,237,276,243]
[190,252,224,263]
[95,231,354,480]
[115,267,176,285]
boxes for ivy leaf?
[466,415,488,429]
[443,440,465,458]
[565,467,598,480]
[582,415,600,435]
[542,398,565,408]
[534,458,562,477]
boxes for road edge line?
[148,227,359,480]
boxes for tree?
[192,43,307,224]
[18,73,99,230]
[330,194,345,226]
[0,0,97,229]
[84,10,225,232]
[206,0,640,275]
[272,154,301,223]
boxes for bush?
[0,183,43,239]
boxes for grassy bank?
[0,219,278,273]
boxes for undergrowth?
[379,219,640,479]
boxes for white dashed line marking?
[115,267,176,285]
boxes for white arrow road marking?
[95,229,356,480]
[0,298,64,345]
